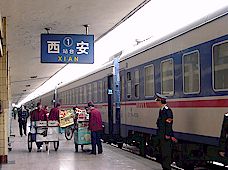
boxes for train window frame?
[69,89,72,105]
[93,82,98,103]
[75,88,78,105]
[212,40,228,92]
[144,64,155,98]
[134,69,140,99]
[103,80,107,102]
[83,86,87,103]
[98,80,103,103]
[79,87,82,104]
[71,88,75,104]
[126,71,132,100]
[182,50,201,94]
[120,74,125,101]
[88,84,92,102]
[160,58,174,96]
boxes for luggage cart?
[74,117,91,152]
[28,121,59,152]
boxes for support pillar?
[0,17,9,164]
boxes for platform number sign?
[41,34,94,64]
[63,37,73,47]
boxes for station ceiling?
[0,0,147,104]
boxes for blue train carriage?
[116,7,228,168]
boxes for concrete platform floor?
[0,118,162,170]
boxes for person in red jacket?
[49,103,61,121]
[88,102,103,155]
[30,102,47,152]
[31,102,47,122]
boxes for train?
[26,7,228,169]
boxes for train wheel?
[65,127,73,140]
[54,141,59,151]
[28,133,32,152]
[117,142,123,149]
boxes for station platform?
[0,118,162,170]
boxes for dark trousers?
[91,131,103,154]
[160,139,172,170]
[19,122,27,136]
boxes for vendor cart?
[74,110,91,152]
[28,120,59,152]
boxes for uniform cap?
[155,93,167,101]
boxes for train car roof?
[119,6,228,62]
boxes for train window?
[120,75,124,101]
[68,90,70,104]
[58,92,61,104]
[75,88,78,104]
[161,59,174,96]
[70,90,72,104]
[213,41,228,90]
[183,51,200,94]
[74,88,77,104]
[103,80,107,102]
[65,91,68,104]
[83,86,87,103]
[98,81,103,102]
[93,82,98,103]
[127,72,132,99]
[144,65,154,97]
[63,92,65,104]
[134,70,140,98]
[61,92,64,104]
[71,89,74,104]
[88,84,92,102]
[68,89,72,104]
[79,87,82,104]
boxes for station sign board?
[41,34,94,64]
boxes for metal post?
[83,24,89,35]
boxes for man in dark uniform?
[219,112,228,157]
[18,105,28,137]
[155,93,177,170]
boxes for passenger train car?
[27,7,228,168]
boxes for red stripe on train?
[136,99,228,108]
[60,98,228,109]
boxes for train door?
[107,75,114,139]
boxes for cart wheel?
[65,127,73,140]
[54,141,59,151]
[45,142,49,151]
[28,133,32,152]
[75,144,78,152]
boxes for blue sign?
[41,34,94,64]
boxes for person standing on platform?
[155,93,177,170]
[49,103,61,121]
[30,102,47,152]
[88,102,103,155]
[219,112,228,157]
[18,105,28,137]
